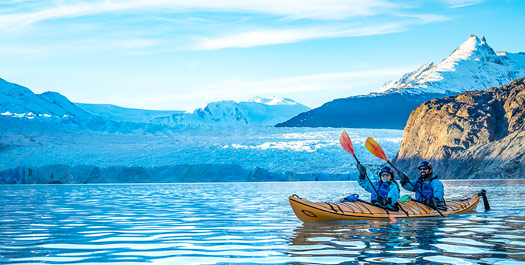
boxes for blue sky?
[0,0,524,110]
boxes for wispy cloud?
[192,13,449,50]
[441,0,483,8]
[0,0,396,31]
[0,0,457,52]
[193,23,407,50]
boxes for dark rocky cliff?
[394,78,525,179]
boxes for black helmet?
[418,160,432,170]
[379,166,394,177]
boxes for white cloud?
[441,0,483,8]
[191,15,450,50]
[0,0,397,31]
[193,24,402,50]
[0,0,452,51]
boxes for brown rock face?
[394,78,525,179]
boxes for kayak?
[289,190,488,222]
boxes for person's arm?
[431,179,445,201]
[387,182,400,204]
[357,176,375,194]
[402,179,416,192]
[399,171,415,191]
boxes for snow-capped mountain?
[377,35,525,95]
[153,97,310,126]
[0,78,96,120]
[278,35,525,129]
[1,76,309,128]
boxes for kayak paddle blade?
[365,137,388,161]
[339,130,355,155]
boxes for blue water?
[1,180,524,264]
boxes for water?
[1,180,524,264]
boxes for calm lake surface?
[1,180,524,265]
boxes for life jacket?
[415,176,437,202]
[371,181,392,202]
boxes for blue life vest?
[415,177,436,202]
[371,181,391,201]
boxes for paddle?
[365,137,445,217]
[340,131,397,223]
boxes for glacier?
[0,75,402,184]
[0,115,403,183]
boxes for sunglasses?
[380,173,392,177]
[419,166,429,171]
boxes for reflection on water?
[0,180,524,264]
[290,216,525,264]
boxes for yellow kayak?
[289,190,488,222]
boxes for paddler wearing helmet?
[400,160,447,211]
[356,164,400,211]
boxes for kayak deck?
[289,193,480,222]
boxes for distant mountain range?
[0,78,96,121]
[0,77,309,127]
[277,35,525,129]
[77,97,309,126]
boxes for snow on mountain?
[1,76,309,128]
[161,97,310,126]
[0,78,96,120]
[378,35,525,95]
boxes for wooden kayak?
[289,190,488,222]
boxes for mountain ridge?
[277,35,525,129]
[1,77,310,127]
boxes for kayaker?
[357,164,400,211]
[400,160,447,210]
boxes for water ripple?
[1,180,524,264]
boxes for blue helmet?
[418,160,432,170]
[379,166,394,177]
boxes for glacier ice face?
[0,115,403,183]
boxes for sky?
[0,0,524,111]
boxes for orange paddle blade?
[389,215,397,223]
[339,130,354,155]
[365,137,388,161]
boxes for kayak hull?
[289,194,480,222]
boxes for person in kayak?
[357,164,400,211]
[400,160,447,211]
